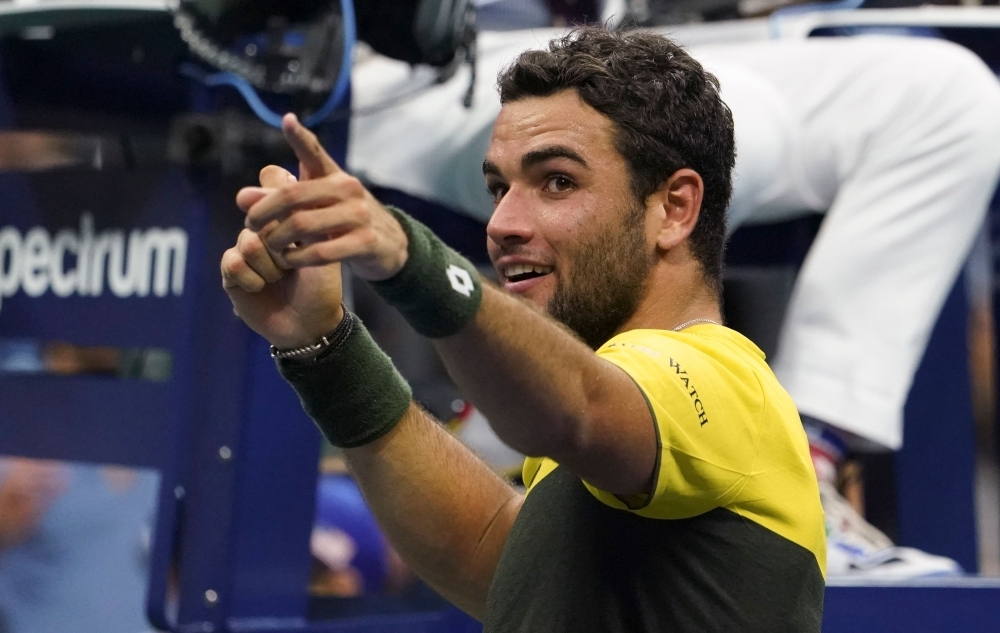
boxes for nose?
[486,188,535,249]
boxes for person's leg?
[700,36,1000,449]
[769,37,1000,449]
[697,37,1000,576]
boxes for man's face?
[484,90,655,348]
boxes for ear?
[650,169,704,251]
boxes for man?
[348,27,1000,575]
[222,28,825,631]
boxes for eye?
[487,184,508,205]
[543,175,574,194]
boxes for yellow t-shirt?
[521,324,826,575]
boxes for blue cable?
[180,65,285,126]
[181,0,356,128]
[301,0,356,127]
[769,0,864,39]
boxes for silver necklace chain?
[672,318,721,332]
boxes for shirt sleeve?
[588,334,764,520]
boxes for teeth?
[503,264,553,279]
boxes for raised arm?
[222,125,519,618]
[241,117,657,495]
[342,404,521,617]
[433,286,655,495]
[226,113,657,614]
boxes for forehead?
[487,90,618,168]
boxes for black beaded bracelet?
[269,305,353,360]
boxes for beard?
[547,201,654,350]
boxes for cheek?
[544,198,605,266]
[538,202,591,253]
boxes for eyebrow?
[482,145,589,177]
[522,146,589,171]
[483,159,502,177]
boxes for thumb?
[237,166,296,212]
[282,113,342,180]
[260,164,297,188]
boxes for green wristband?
[277,312,412,448]
[370,206,483,338]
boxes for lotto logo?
[446,264,475,297]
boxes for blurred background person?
[0,457,158,633]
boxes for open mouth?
[502,264,554,284]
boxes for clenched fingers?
[237,229,284,282]
[280,230,377,268]
[243,175,364,231]
[221,247,265,293]
[260,202,371,253]
[221,230,283,292]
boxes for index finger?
[282,113,341,180]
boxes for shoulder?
[598,326,766,366]
[596,326,771,408]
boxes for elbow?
[526,380,622,464]
[516,409,592,462]
[490,366,609,460]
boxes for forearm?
[359,207,614,463]
[433,285,630,469]
[360,209,651,494]
[222,130,525,617]
[274,312,520,617]
[343,403,521,619]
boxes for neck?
[618,257,722,335]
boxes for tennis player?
[222,27,825,632]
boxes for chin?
[523,285,557,313]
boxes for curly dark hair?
[497,26,735,294]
